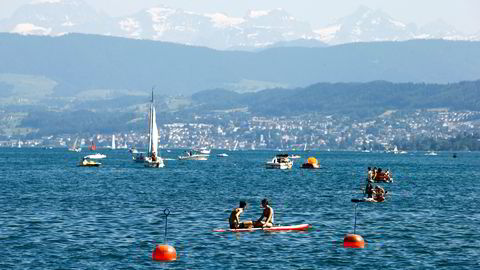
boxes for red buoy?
[152,244,177,261]
[343,234,365,248]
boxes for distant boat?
[178,150,209,160]
[143,90,164,168]
[304,143,307,151]
[425,151,438,156]
[88,141,97,151]
[84,153,107,159]
[265,154,293,169]
[78,157,101,167]
[111,135,116,150]
[68,137,81,152]
[217,153,228,157]
[197,148,211,154]
[233,141,238,151]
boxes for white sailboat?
[144,91,164,168]
[68,137,81,152]
[233,141,238,151]
[112,134,116,150]
[111,135,116,150]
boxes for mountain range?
[0,0,478,50]
[1,33,480,100]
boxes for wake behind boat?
[213,224,311,233]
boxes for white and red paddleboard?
[213,224,311,232]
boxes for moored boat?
[178,150,209,160]
[265,154,293,169]
[84,153,106,159]
[78,157,101,167]
[88,141,97,151]
[425,151,438,156]
[197,148,211,154]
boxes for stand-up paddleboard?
[213,224,311,232]
[351,198,383,203]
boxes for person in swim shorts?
[229,201,253,229]
[254,198,274,228]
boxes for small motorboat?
[178,150,209,160]
[78,157,101,167]
[196,148,211,154]
[425,151,438,156]
[132,152,146,163]
[265,154,293,169]
[289,154,301,159]
[300,157,320,169]
[84,153,107,159]
[217,153,228,157]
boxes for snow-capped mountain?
[315,6,417,44]
[0,1,478,49]
[111,7,315,49]
[0,0,113,35]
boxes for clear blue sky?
[1,0,479,33]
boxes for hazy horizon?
[1,0,479,34]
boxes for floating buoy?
[152,244,177,261]
[152,208,177,261]
[343,234,365,248]
[343,203,366,248]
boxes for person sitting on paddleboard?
[254,198,274,228]
[229,201,253,229]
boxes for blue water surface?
[1,148,479,269]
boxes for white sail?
[73,138,78,149]
[111,135,116,150]
[233,141,238,151]
[148,104,159,156]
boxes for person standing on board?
[229,201,253,229]
[254,199,274,228]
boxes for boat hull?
[144,158,165,168]
[178,155,209,160]
[265,162,292,169]
[213,224,311,233]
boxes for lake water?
[1,149,479,269]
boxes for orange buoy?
[307,157,317,165]
[152,244,177,261]
[343,234,365,248]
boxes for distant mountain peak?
[1,3,479,49]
